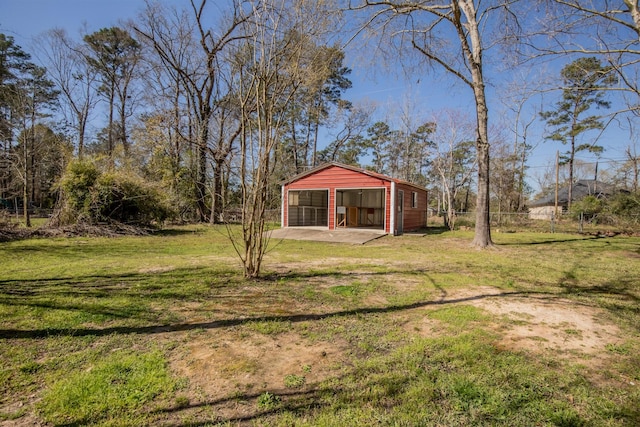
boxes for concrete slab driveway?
[268,227,386,244]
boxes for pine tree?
[541,57,617,210]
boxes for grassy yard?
[1,225,639,426]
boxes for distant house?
[281,162,428,235]
[529,180,616,219]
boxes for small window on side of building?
[411,191,418,208]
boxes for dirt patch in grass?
[169,329,348,417]
[473,292,622,357]
[167,282,625,422]
[625,250,640,259]
[138,265,175,274]
[0,411,42,427]
[158,264,629,423]
[407,285,623,364]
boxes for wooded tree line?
[1,1,640,257]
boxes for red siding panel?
[283,184,289,227]
[397,183,427,231]
[287,165,390,190]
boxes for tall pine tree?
[541,57,617,210]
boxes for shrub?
[57,160,175,227]
[89,172,174,225]
[608,192,640,219]
[57,160,100,221]
[569,195,603,222]
[0,210,16,229]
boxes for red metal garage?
[281,162,428,235]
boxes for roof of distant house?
[529,180,618,208]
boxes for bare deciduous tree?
[35,29,98,158]
[429,109,477,230]
[619,117,640,192]
[231,0,339,278]
[497,71,547,212]
[135,0,248,222]
[516,1,640,119]
[347,0,510,247]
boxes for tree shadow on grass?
[152,351,640,427]
[557,274,640,331]
[423,226,450,235]
[5,266,639,426]
[2,262,638,338]
[154,386,333,427]
[0,289,529,339]
[1,267,462,334]
[152,228,205,237]
[497,235,602,246]
[0,266,242,324]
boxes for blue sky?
[2,0,140,41]
[1,0,634,193]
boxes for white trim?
[332,188,337,230]
[384,187,388,232]
[333,186,387,191]
[334,187,387,231]
[397,190,404,236]
[390,182,396,234]
[281,185,285,227]
[287,187,331,192]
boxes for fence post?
[579,212,584,233]
[551,212,555,233]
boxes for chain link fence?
[219,208,280,224]
[436,211,640,235]
[1,208,54,219]
[3,205,638,236]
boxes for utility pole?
[554,150,559,218]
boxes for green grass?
[1,225,639,425]
[39,350,177,425]
[273,330,634,426]
[283,374,306,389]
[246,319,293,335]
[427,305,491,330]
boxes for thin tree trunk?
[22,134,31,227]
[212,158,224,224]
[108,82,115,161]
[119,93,128,156]
[77,109,86,158]
[196,123,209,223]
[290,115,300,173]
[22,179,30,227]
[568,134,575,212]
